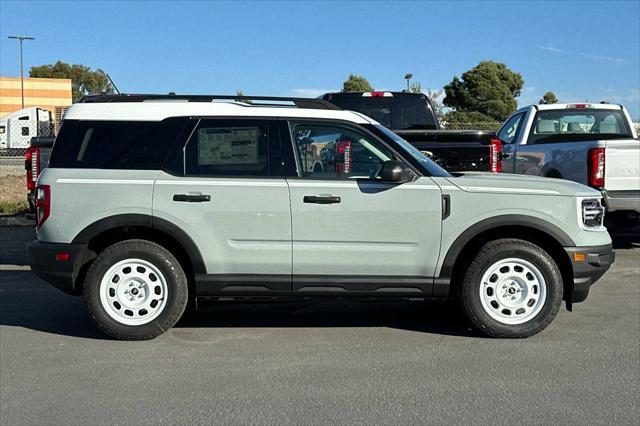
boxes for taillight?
[335,140,352,175]
[25,146,40,190]
[588,148,605,188]
[489,138,502,173]
[36,185,50,229]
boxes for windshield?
[529,109,633,144]
[327,95,438,130]
[370,125,451,177]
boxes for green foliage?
[29,61,114,102]
[443,60,524,122]
[445,110,495,125]
[409,81,422,93]
[343,74,373,92]
[235,90,252,104]
[539,91,558,104]
[425,88,445,122]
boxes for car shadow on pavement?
[176,300,485,338]
[0,271,483,339]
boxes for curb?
[0,215,34,227]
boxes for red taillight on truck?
[588,147,606,188]
[35,185,50,229]
[25,146,40,190]
[335,140,352,175]
[489,138,502,173]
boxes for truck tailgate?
[605,139,640,191]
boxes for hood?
[446,172,601,198]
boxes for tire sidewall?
[85,241,187,339]
[462,242,563,337]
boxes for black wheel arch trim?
[71,214,207,274]
[438,214,575,280]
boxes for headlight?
[581,198,605,228]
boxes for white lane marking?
[56,179,154,185]
[458,186,560,195]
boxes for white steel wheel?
[99,258,168,326]
[479,258,547,325]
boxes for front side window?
[529,109,633,144]
[181,119,270,177]
[290,123,404,179]
[498,113,525,144]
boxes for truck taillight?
[489,138,502,173]
[36,185,50,229]
[25,146,40,190]
[335,140,352,175]
[588,148,605,188]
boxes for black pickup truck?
[321,91,498,172]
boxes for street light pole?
[8,35,35,109]
[404,73,413,92]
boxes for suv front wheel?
[459,238,563,338]
[84,239,188,340]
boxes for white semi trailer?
[0,107,53,150]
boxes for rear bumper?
[28,240,87,295]
[602,190,640,213]
[564,244,615,304]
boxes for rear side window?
[168,119,275,177]
[529,109,633,144]
[49,118,188,169]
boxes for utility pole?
[8,35,35,108]
[404,73,413,92]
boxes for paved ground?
[1,226,638,425]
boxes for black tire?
[459,238,563,338]
[84,239,188,340]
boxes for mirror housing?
[380,161,410,183]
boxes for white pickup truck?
[496,103,640,224]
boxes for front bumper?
[28,240,88,295]
[564,244,615,304]
[601,190,640,213]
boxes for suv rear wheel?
[84,239,188,340]
[459,238,563,338]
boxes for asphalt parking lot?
[1,226,638,425]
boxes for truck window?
[498,113,525,144]
[529,109,633,144]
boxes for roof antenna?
[106,74,121,95]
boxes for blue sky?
[1,0,639,118]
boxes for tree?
[425,88,446,122]
[343,74,373,92]
[235,90,252,103]
[443,60,524,122]
[409,81,422,93]
[539,91,558,104]
[30,61,113,102]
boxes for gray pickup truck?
[496,103,640,224]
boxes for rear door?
[284,120,442,297]
[153,118,292,297]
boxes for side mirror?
[380,161,408,183]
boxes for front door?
[285,121,442,297]
[153,119,292,297]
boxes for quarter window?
[290,123,404,179]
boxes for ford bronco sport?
[28,94,614,340]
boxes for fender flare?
[438,214,575,280]
[72,214,206,274]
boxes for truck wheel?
[84,239,188,340]
[459,238,563,338]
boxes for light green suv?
[28,94,614,340]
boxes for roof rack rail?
[78,93,341,110]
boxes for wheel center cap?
[508,287,516,295]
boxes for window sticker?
[198,127,259,165]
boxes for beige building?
[0,76,73,121]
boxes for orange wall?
[0,77,73,118]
